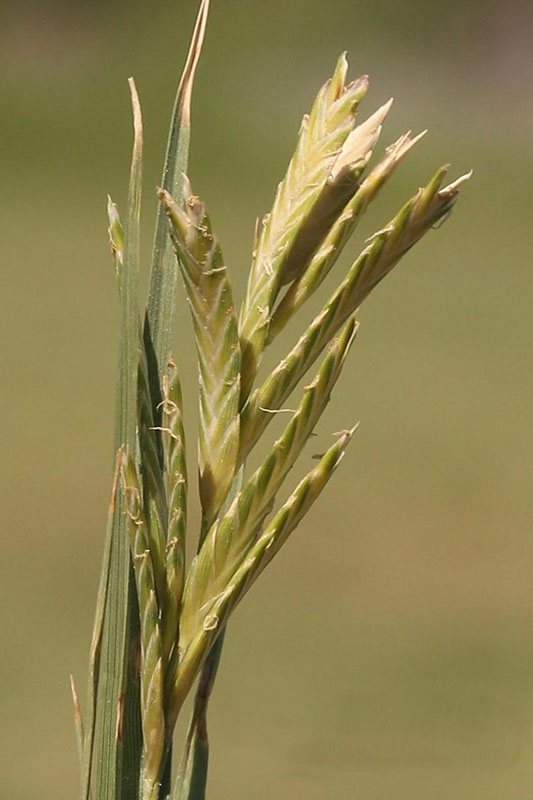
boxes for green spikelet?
[138,344,169,608]
[240,167,471,459]
[107,195,124,287]
[238,54,369,401]
[159,184,241,529]
[159,357,188,664]
[121,452,166,800]
[268,130,427,339]
[276,98,393,288]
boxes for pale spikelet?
[277,99,393,290]
[170,428,355,722]
[138,343,169,607]
[121,453,165,800]
[70,674,84,764]
[269,130,427,339]
[177,317,356,660]
[240,426,357,578]
[160,184,240,527]
[158,357,187,663]
[238,55,369,401]
[240,167,470,457]
[107,195,124,287]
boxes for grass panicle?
[79,7,469,799]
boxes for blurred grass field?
[1,1,532,798]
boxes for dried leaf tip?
[128,77,143,145]
[177,0,211,128]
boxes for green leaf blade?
[144,0,210,396]
[83,79,144,800]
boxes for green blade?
[143,0,210,408]
[81,79,144,800]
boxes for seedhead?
[75,3,469,799]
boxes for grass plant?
[74,2,469,798]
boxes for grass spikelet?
[276,99,393,290]
[70,674,84,765]
[121,452,165,800]
[107,195,124,287]
[269,130,427,339]
[159,357,187,663]
[160,184,241,528]
[238,55,368,401]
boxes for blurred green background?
[1,0,532,797]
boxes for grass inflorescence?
[74,2,469,799]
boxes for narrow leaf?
[79,449,121,799]
[144,0,211,400]
[86,79,144,800]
